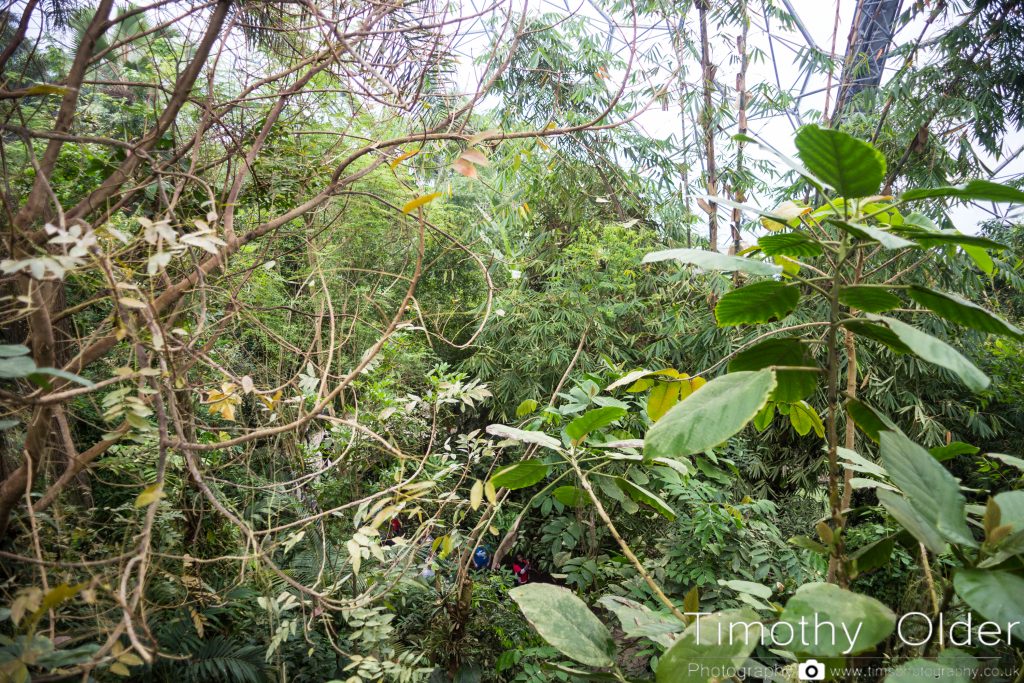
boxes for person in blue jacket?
[471,546,490,570]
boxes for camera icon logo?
[798,659,826,681]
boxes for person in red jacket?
[512,554,530,585]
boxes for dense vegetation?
[1,0,1023,681]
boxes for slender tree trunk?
[731,6,749,259]
[697,0,718,251]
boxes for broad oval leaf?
[908,286,1022,337]
[779,582,895,656]
[952,570,1024,642]
[846,398,898,443]
[879,430,976,547]
[842,320,912,354]
[757,232,822,258]
[715,281,800,326]
[509,583,616,667]
[0,344,30,357]
[828,219,915,250]
[794,125,886,199]
[645,370,776,460]
[656,609,761,683]
[615,477,676,520]
[565,406,626,445]
[870,315,990,391]
[490,461,550,490]
[728,338,818,402]
[553,485,588,507]
[839,285,901,313]
[877,490,947,555]
[643,248,781,276]
[0,356,37,378]
[718,579,772,599]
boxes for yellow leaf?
[775,255,800,276]
[390,148,420,168]
[203,382,241,421]
[190,607,205,638]
[41,582,86,612]
[370,504,400,529]
[258,389,282,411]
[118,652,144,667]
[109,662,131,677]
[761,201,811,231]
[484,480,497,506]
[134,483,165,508]
[401,193,442,214]
[646,381,681,422]
[346,539,361,575]
[470,480,484,511]
[489,525,499,535]
[678,375,707,401]
[10,588,42,626]
[2,662,28,683]
[25,83,69,96]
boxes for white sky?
[450,0,1024,234]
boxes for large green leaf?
[870,316,990,391]
[794,125,886,198]
[828,219,915,250]
[879,431,976,547]
[929,441,979,461]
[644,370,776,460]
[842,320,912,354]
[656,609,761,683]
[952,570,1024,641]
[30,367,94,388]
[778,583,895,656]
[992,490,1024,556]
[894,228,1005,250]
[509,583,616,667]
[0,355,37,378]
[615,477,676,520]
[877,490,946,554]
[901,179,1024,204]
[490,461,550,490]
[643,248,781,276]
[715,282,800,326]
[728,338,818,402]
[553,486,588,507]
[757,232,823,258]
[839,286,901,313]
[565,407,626,445]
[908,286,1023,337]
